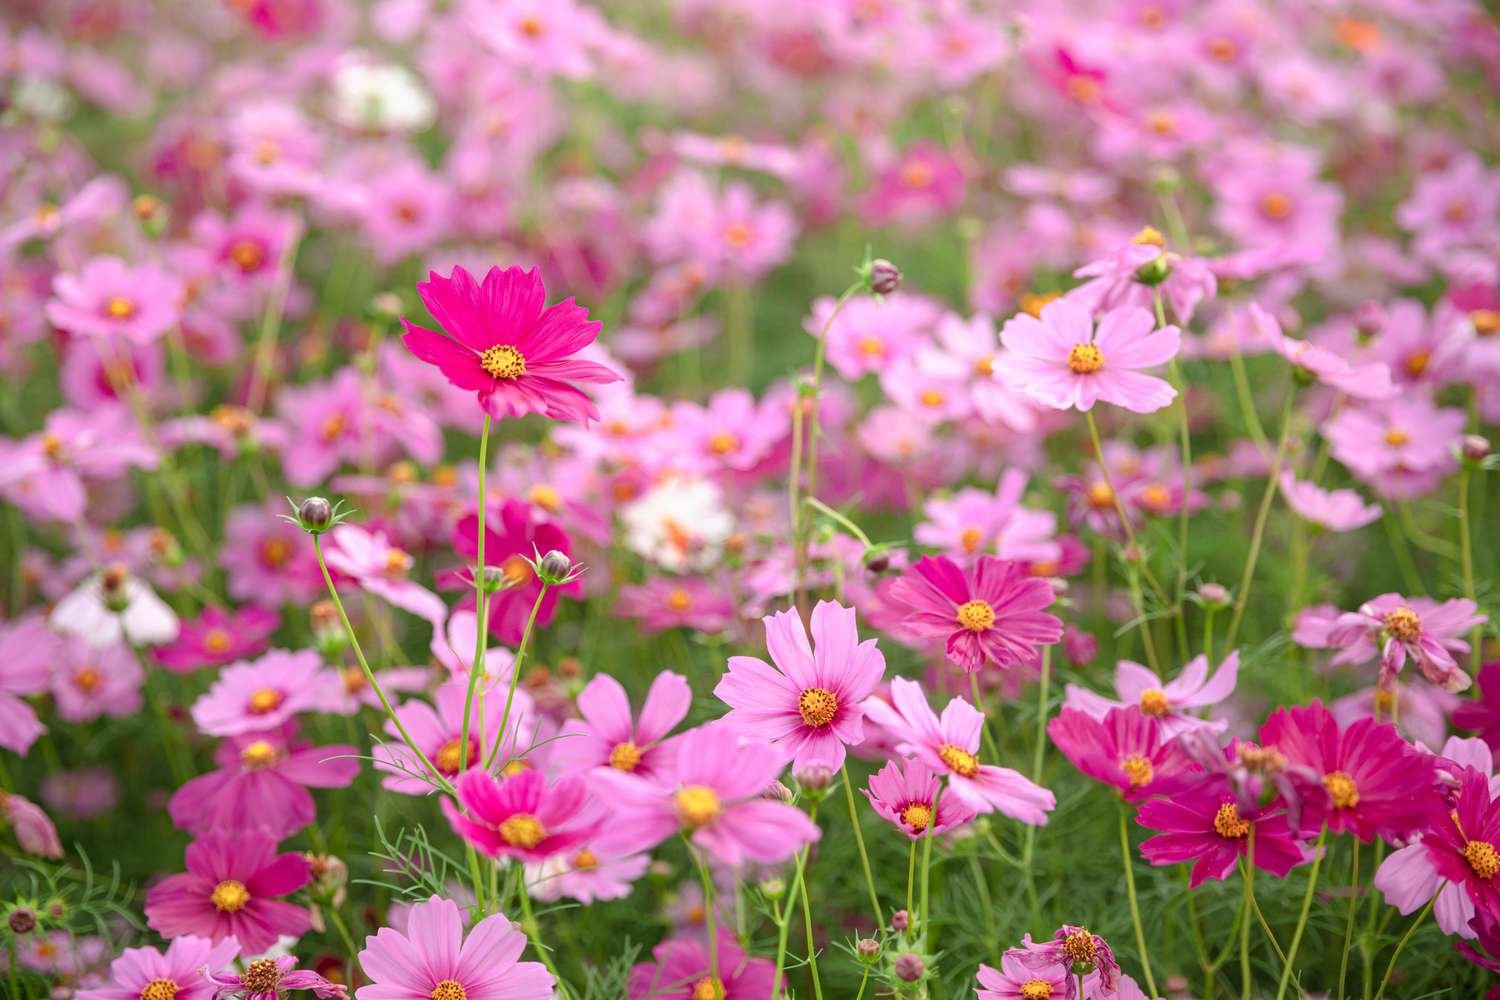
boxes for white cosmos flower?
[621,477,734,573]
[331,57,436,133]
[49,570,179,648]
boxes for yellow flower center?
[1086,481,1114,508]
[1384,427,1409,447]
[608,741,642,772]
[229,240,265,273]
[384,548,413,576]
[1139,688,1170,716]
[498,813,546,849]
[1020,980,1054,1000]
[260,538,289,568]
[918,389,945,408]
[708,431,738,455]
[955,599,995,632]
[1140,484,1171,511]
[1404,351,1431,377]
[479,344,526,379]
[528,484,561,511]
[436,737,475,775]
[798,687,839,728]
[899,802,933,833]
[342,666,367,694]
[501,554,534,586]
[1213,802,1250,839]
[1471,309,1500,336]
[939,743,980,778]
[665,588,692,612]
[241,740,280,769]
[1121,754,1154,788]
[241,959,280,994]
[1065,74,1099,104]
[1067,343,1104,374]
[210,879,251,913]
[900,159,935,189]
[104,296,137,319]
[1373,687,1396,714]
[1383,607,1422,643]
[1466,840,1500,880]
[320,414,346,442]
[1061,929,1097,965]
[1261,192,1292,220]
[857,336,886,357]
[141,980,181,1000]
[676,785,722,828]
[692,977,724,1000]
[73,667,102,693]
[1323,771,1360,809]
[430,980,468,1000]
[248,688,283,714]
[572,849,598,870]
[203,628,233,654]
[960,527,983,554]
[722,222,753,248]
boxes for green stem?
[1275,826,1326,1000]
[1240,829,1255,1000]
[773,843,813,999]
[518,885,570,999]
[1228,346,1269,452]
[1337,839,1360,1000]
[1158,291,1193,659]
[246,236,300,413]
[460,414,492,772]
[1382,512,1424,595]
[326,904,360,981]
[1020,646,1051,918]
[1458,461,1481,676]
[1372,893,1437,1000]
[920,786,940,951]
[1119,800,1158,998]
[1397,502,1460,561]
[796,841,825,1000]
[906,839,917,918]
[1226,388,1297,650]
[840,762,883,928]
[970,673,1002,761]
[486,582,552,768]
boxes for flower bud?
[759,877,786,901]
[864,551,892,574]
[1198,582,1230,607]
[893,953,925,982]
[856,938,881,964]
[1134,253,1171,286]
[8,908,36,934]
[369,291,404,322]
[764,780,795,804]
[1461,435,1491,462]
[890,909,910,932]
[297,497,333,532]
[793,759,834,794]
[1353,300,1385,339]
[100,563,130,613]
[306,853,349,905]
[869,259,902,295]
[537,549,574,584]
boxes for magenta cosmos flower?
[863,757,976,840]
[863,677,1055,825]
[887,555,1062,672]
[205,956,346,999]
[1064,652,1239,739]
[356,895,554,1000]
[191,649,338,737]
[1415,767,1500,917]
[1000,298,1180,414]
[596,724,820,867]
[626,929,774,1000]
[715,602,886,770]
[155,605,279,674]
[1048,706,1200,802]
[144,830,312,954]
[1137,775,1305,888]
[1258,700,1439,842]
[46,255,184,344]
[169,728,360,839]
[451,499,581,645]
[1327,593,1486,693]
[1455,664,1500,751]
[554,670,691,781]
[443,768,601,863]
[77,935,240,1000]
[400,264,621,423]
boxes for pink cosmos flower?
[1278,473,1381,532]
[1137,776,1305,888]
[374,679,534,794]
[192,204,300,289]
[170,728,359,839]
[221,502,325,606]
[1063,652,1239,738]
[1048,706,1200,802]
[1332,680,1458,752]
[863,757,976,839]
[555,671,691,782]
[355,895,554,1000]
[673,389,787,475]
[0,405,157,523]
[451,500,580,645]
[76,935,240,1000]
[46,255,184,344]
[145,830,312,954]
[1323,397,1465,495]
[861,141,966,228]
[206,956,346,999]
[596,724,821,867]
[0,791,63,858]
[807,291,942,381]
[156,605,279,674]
[524,840,650,905]
[191,649,338,737]
[615,577,736,635]
[1326,593,1486,693]
[51,638,143,724]
[715,602,886,770]
[324,524,446,628]
[887,555,1062,672]
[1397,153,1500,260]
[626,929,773,1000]
[1455,664,1500,751]
[863,677,1055,825]
[975,950,1071,1000]
[1244,303,1396,402]
[1000,298,1180,414]
[913,469,1060,565]
[0,616,52,754]
[1258,701,1439,842]
[1407,766,1500,918]
[400,264,620,424]
[443,767,601,863]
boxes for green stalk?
[1458,460,1480,676]
[1240,829,1255,1000]
[1373,893,1437,1000]
[1337,839,1360,1000]
[486,582,551,768]
[460,414,492,768]
[1275,826,1326,1000]
[1225,387,1297,650]
[839,762,883,928]
[1020,645,1051,919]
[518,883,571,999]
[1118,801,1158,998]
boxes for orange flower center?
[665,588,692,612]
[248,688,283,714]
[210,879,250,912]
[241,740,280,769]
[1065,74,1099,104]
[1384,427,1409,447]
[1121,754,1154,788]
[203,628,233,655]
[1213,802,1250,839]
[1404,351,1431,377]
[498,813,546,849]
[572,849,598,870]
[141,980,181,1000]
[956,599,995,632]
[722,222,753,248]
[939,743,980,778]
[241,959,280,994]
[708,431,738,455]
[480,345,526,379]
[900,159,935,188]
[104,296,137,319]
[430,980,468,1000]
[501,554,534,587]
[1061,929,1097,965]
[1139,689,1169,716]
[1067,343,1104,374]
[857,336,886,356]
[260,538,290,568]
[228,240,265,273]
[1466,840,1500,880]
[899,801,933,833]
[435,737,475,775]
[1260,192,1292,220]
[1471,309,1500,336]
[1384,606,1421,643]
[918,388,945,408]
[676,785,721,828]
[529,484,561,511]
[798,687,838,728]
[1020,980,1054,1000]
[608,741,642,772]
[960,527,983,554]
[73,667,102,693]
[1323,771,1360,809]
[691,977,724,1000]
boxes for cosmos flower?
[46,255,184,344]
[324,523,447,628]
[1406,766,1500,917]
[144,830,312,954]
[0,790,63,858]
[400,264,621,424]
[155,605,280,674]
[50,637,142,724]
[374,679,535,795]
[1326,593,1486,693]
[1048,706,1200,801]
[191,649,339,737]
[1137,775,1305,887]
[1278,473,1382,532]
[554,670,692,782]
[1063,652,1239,738]
[524,840,651,905]
[887,555,1062,672]
[355,895,554,1000]
[1455,664,1500,752]
[76,935,240,1000]
[863,677,1055,824]
[975,949,1071,1000]
[615,577,737,635]
[715,602,886,770]
[451,499,580,645]
[50,566,179,649]
[626,929,774,1000]
[205,956,346,999]
[1000,298,1180,414]
[862,757,976,840]
[443,767,601,863]
[0,616,53,755]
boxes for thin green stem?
[773,843,813,999]
[1118,801,1158,998]
[1158,290,1193,659]
[1275,826,1326,1000]
[1373,893,1437,1000]
[920,786,940,951]
[1021,646,1051,918]
[460,414,492,772]
[518,884,570,999]
[1459,462,1481,676]
[906,839,917,917]
[970,673,1002,761]
[246,236,300,413]
[1337,839,1360,1000]
[1382,512,1424,595]
[1226,388,1297,650]
[796,844,824,1000]
[1240,829,1255,1000]
[1228,346,1269,452]
[840,762,883,928]
[486,582,552,768]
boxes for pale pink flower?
[1326,594,1486,692]
[1063,653,1239,738]
[554,670,691,782]
[1279,473,1382,532]
[1000,299,1179,413]
[324,524,446,628]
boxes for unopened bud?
[869,259,902,295]
[100,563,130,612]
[538,549,574,584]
[890,909,910,932]
[1461,435,1491,462]
[793,759,834,794]
[1353,301,1385,338]
[759,877,786,901]
[856,938,881,963]
[8,908,36,934]
[1135,253,1171,286]
[1198,582,1230,607]
[298,497,333,532]
[894,953,925,982]
[864,551,891,574]
[764,780,794,805]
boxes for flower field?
[3,1,1500,998]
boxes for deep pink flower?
[554,670,691,782]
[374,679,534,795]
[46,255,184,344]
[145,830,312,954]
[863,757,976,840]
[221,502,325,606]
[1326,593,1486,693]
[206,956,346,999]
[887,555,1062,672]
[596,724,821,867]
[626,929,774,1000]
[400,265,620,423]
[1137,776,1305,887]
[1456,664,1500,751]
[1000,298,1179,413]
[1063,653,1239,739]
[1048,706,1200,801]
[76,935,240,1000]
[155,606,280,674]
[451,499,580,645]
[191,649,339,737]
[715,602,886,770]
[169,728,359,839]
[863,677,1055,824]
[1258,700,1439,841]
[355,895,554,1000]
[1418,766,1500,918]
[861,141,966,228]
[443,767,601,863]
